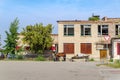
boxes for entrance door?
[100,50,107,59]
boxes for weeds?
[97,59,120,68]
[89,58,95,61]
[35,55,46,61]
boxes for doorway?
[100,50,107,59]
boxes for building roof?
[57,17,120,24]
[57,20,119,24]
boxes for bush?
[35,55,46,61]
[16,55,24,60]
[109,58,113,62]
[89,58,94,61]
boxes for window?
[81,25,91,36]
[81,43,92,54]
[64,25,74,36]
[98,25,108,35]
[64,43,74,54]
[115,25,120,35]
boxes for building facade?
[57,17,120,60]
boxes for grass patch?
[97,60,120,68]
[107,63,120,68]
[35,55,46,61]
[107,60,120,68]
[96,63,108,67]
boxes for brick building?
[57,16,120,60]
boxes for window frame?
[81,25,91,36]
[115,25,120,35]
[98,25,109,36]
[64,25,74,36]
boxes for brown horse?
[55,52,66,61]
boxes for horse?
[55,52,66,61]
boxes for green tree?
[88,15,100,21]
[4,18,19,54]
[0,35,1,47]
[21,23,53,54]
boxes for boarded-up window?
[81,43,92,54]
[117,43,120,55]
[64,43,74,54]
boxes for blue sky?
[0,0,120,47]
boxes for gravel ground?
[0,61,103,80]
